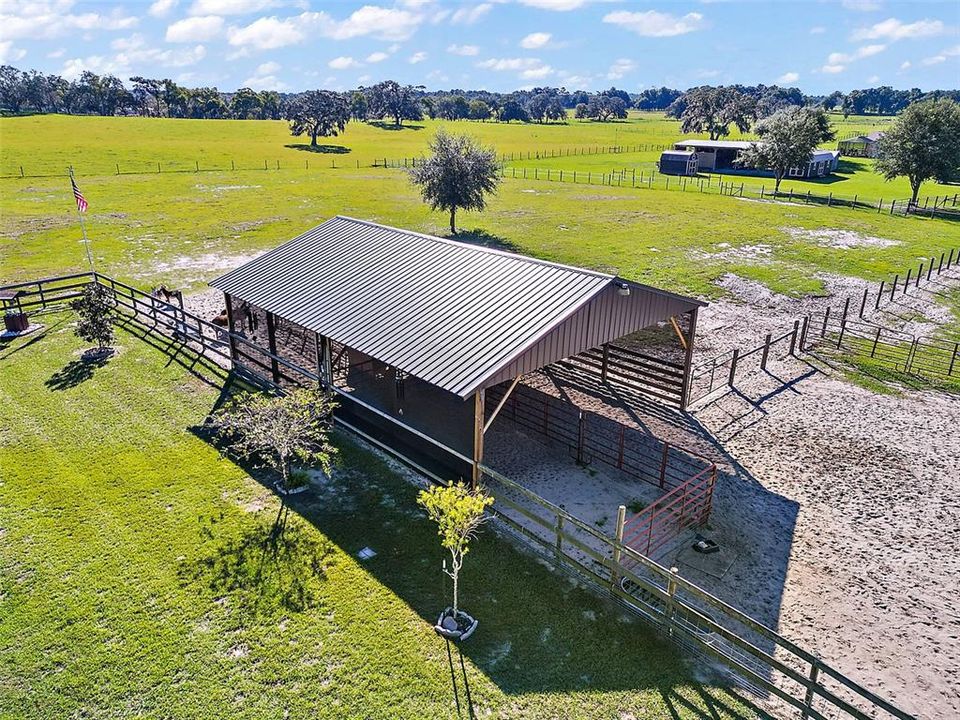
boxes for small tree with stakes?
[212,387,338,493]
[418,482,493,639]
[70,282,114,350]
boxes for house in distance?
[660,139,841,179]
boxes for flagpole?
[69,166,95,273]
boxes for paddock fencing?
[499,163,960,221]
[688,246,960,404]
[2,272,918,720]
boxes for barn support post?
[223,292,239,363]
[601,344,610,383]
[679,308,698,410]
[265,311,280,383]
[472,389,485,489]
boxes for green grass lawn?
[0,313,760,719]
[3,162,958,299]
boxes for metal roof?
[211,216,702,398]
[675,139,754,150]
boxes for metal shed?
[659,150,699,176]
[211,216,705,484]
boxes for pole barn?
[211,216,705,486]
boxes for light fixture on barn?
[616,281,631,297]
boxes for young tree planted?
[409,130,501,234]
[738,106,834,193]
[418,482,493,617]
[284,90,351,147]
[875,98,960,205]
[211,387,338,492]
[70,282,114,350]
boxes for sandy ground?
[179,258,960,719]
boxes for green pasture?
[1,112,958,302]
[0,314,759,719]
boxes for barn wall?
[482,285,696,389]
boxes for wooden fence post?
[876,281,884,310]
[790,319,800,356]
[904,268,911,292]
[576,411,586,464]
[821,306,830,337]
[799,315,810,352]
[870,327,882,357]
[760,333,772,370]
[665,568,679,633]
[658,442,670,489]
[611,505,626,588]
[890,275,898,301]
[801,663,821,720]
[837,298,850,349]
[948,343,958,376]
[728,348,739,387]
[859,287,868,318]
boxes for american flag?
[71,176,88,213]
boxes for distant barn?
[837,131,884,158]
[211,216,705,484]
[672,139,840,178]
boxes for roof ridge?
[332,215,615,280]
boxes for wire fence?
[689,247,960,403]
[499,164,960,221]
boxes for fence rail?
[499,163,960,221]
[2,272,917,720]
[689,247,960,403]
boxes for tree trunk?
[450,207,457,235]
[910,179,921,206]
[394,112,401,127]
[281,456,290,489]
[311,127,318,147]
[774,173,783,194]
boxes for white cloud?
[228,7,423,49]
[409,51,427,64]
[0,41,26,63]
[477,56,553,79]
[842,0,881,11]
[366,51,389,63]
[899,60,911,70]
[827,43,886,64]
[447,43,479,56]
[603,10,705,37]
[166,15,224,42]
[450,4,491,25]
[47,48,65,58]
[520,32,551,49]
[821,64,846,74]
[851,17,945,41]
[62,55,126,80]
[922,54,946,66]
[810,26,826,34]
[607,58,635,80]
[243,60,287,90]
[867,74,880,82]
[328,55,360,69]
[518,0,591,10]
[227,15,302,48]
[189,0,279,15]
[0,1,138,41]
[777,71,800,84]
[149,0,179,18]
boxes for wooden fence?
[689,247,960,403]
[557,343,687,408]
[3,272,916,720]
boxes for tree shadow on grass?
[284,143,351,154]
[179,503,335,620]
[368,120,425,131]
[446,228,524,254]
[45,347,113,391]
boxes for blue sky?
[1,1,958,94]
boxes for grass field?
[0,314,760,719]
[3,115,959,302]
